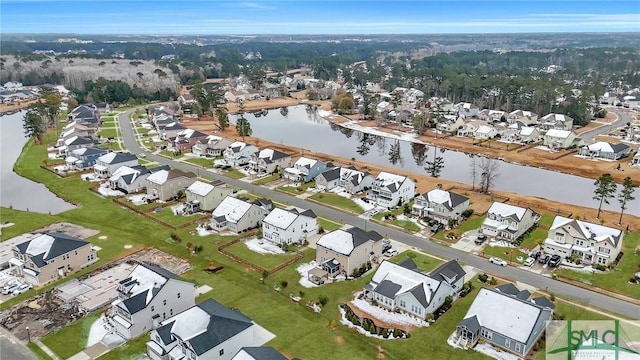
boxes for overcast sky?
[1,0,639,34]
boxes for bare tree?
[478,157,500,193]
[469,155,478,191]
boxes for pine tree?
[593,173,616,219]
[617,176,637,225]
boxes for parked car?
[489,257,507,266]
[548,255,562,267]
[11,283,32,295]
[428,219,439,227]
[523,257,536,267]
[529,250,541,260]
[474,234,487,245]
[384,249,398,257]
[2,282,20,295]
[431,223,443,233]
[538,254,551,264]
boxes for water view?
[0,111,75,214]
[231,105,639,216]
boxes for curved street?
[118,109,640,319]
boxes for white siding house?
[185,180,234,212]
[481,203,539,241]
[543,129,577,150]
[210,196,270,233]
[283,157,327,183]
[94,152,138,178]
[223,142,259,168]
[367,171,415,208]
[412,188,470,224]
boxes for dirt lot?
[35,222,100,239]
[0,100,38,115]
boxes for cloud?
[238,2,276,10]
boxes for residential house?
[64,147,108,170]
[177,92,197,105]
[147,298,267,360]
[146,169,197,201]
[110,264,196,339]
[474,124,498,140]
[514,125,540,144]
[262,84,281,99]
[543,216,624,266]
[477,109,505,122]
[364,259,465,318]
[578,142,631,160]
[283,157,327,183]
[412,188,470,224]
[94,152,138,178]
[11,232,97,286]
[109,165,152,193]
[367,171,415,209]
[507,110,538,125]
[68,104,100,123]
[248,148,292,176]
[168,128,209,152]
[436,116,465,134]
[539,113,573,131]
[192,136,233,157]
[94,102,110,113]
[315,167,342,191]
[340,167,375,194]
[455,287,553,357]
[57,135,98,157]
[543,129,577,150]
[631,152,640,167]
[231,347,287,360]
[224,142,260,168]
[481,203,539,241]
[262,207,318,245]
[185,180,233,212]
[210,196,271,233]
[314,227,383,278]
[454,102,480,119]
[160,122,188,141]
[62,120,99,139]
[457,120,489,138]
[224,90,248,103]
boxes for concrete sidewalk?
[34,339,62,360]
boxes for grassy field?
[276,181,316,195]
[184,157,214,168]
[27,343,53,360]
[150,207,206,227]
[520,227,547,250]
[481,245,529,265]
[390,250,443,272]
[224,168,246,179]
[309,193,364,214]
[390,218,421,232]
[253,173,280,185]
[159,150,184,159]
[41,312,101,359]
[318,217,342,232]
[223,240,304,270]
[96,334,150,360]
[99,128,118,139]
[554,230,640,299]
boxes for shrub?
[461,209,474,218]
[372,299,378,306]
[425,313,435,322]
[318,226,325,234]
[256,230,263,239]
[298,290,305,298]
[595,264,607,271]
[280,280,288,289]
[317,295,329,307]
[478,273,489,283]
[489,277,498,285]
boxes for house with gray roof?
[147,298,269,360]
[110,263,196,340]
[315,166,342,191]
[315,165,374,194]
[94,152,138,178]
[209,196,271,233]
[283,157,327,183]
[185,180,233,212]
[262,207,318,246]
[578,141,631,160]
[481,202,539,241]
[412,188,470,225]
[455,287,553,357]
[314,227,383,279]
[223,142,260,168]
[192,135,234,157]
[65,147,108,170]
[248,148,292,176]
[11,232,97,286]
[364,259,465,318]
[231,347,287,360]
[146,169,197,201]
[367,171,415,209]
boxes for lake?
[0,111,75,214]
[231,105,639,216]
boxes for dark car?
[474,234,487,245]
[529,250,541,260]
[548,255,562,267]
[538,254,551,264]
[428,219,439,227]
[431,223,443,233]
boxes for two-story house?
[146,169,197,201]
[11,232,97,286]
[543,216,624,266]
[146,298,267,360]
[262,207,318,245]
[543,129,577,150]
[283,157,327,183]
[210,196,271,233]
[185,180,234,212]
[109,165,152,194]
[191,136,233,157]
[65,147,108,170]
[167,128,209,152]
[248,148,292,176]
[57,135,98,157]
[315,227,383,278]
[455,287,553,357]
[223,142,260,168]
[412,188,470,224]
[539,113,573,131]
[365,259,465,318]
[340,167,375,194]
[507,110,538,125]
[110,263,196,339]
[94,152,138,179]
[367,171,415,209]
[480,203,539,241]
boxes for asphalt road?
[579,109,630,140]
[0,326,36,360]
[119,109,640,319]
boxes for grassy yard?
[481,245,529,265]
[224,168,246,179]
[520,227,547,250]
[224,240,304,270]
[309,193,364,214]
[99,142,123,152]
[150,207,206,227]
[253,173,280,185]
[390,250,443,272]
[99,128,118,139]
[390,218,421,233]
[158,150,184,159]
[41,312,101,359]
[276,181,316,195]
[554,230,640,299]
[185,157,214,168]
[27,342,53,360]
[318,217,342,232]
[96,334,150,360]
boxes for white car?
[384,249,398,257]
[138,153,146,158]
[2,282,20,295]
[523,257,536,267]
[12,283,32,296]
[489,257,507,266]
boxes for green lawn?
[538,213,555,228]
[41,312,101,359]
[454,215,485,235]
[224,168,246,179]
[159,150,184,159]
[185,157,214,168]
[276,181,316,195]
[309,193,364,214]
[27,343,53,360]
[99,128,118,139]
[96,333,150,360]
[554,230,640,299]
[481,245,529,265]
[223,239,303,270]
[253,173,280,185]
[390,250,443,272]
[150,207,205,227]
[99,142,123,151]
[318,217,342,232]
[390,218,421,232]
[520,227,547,250]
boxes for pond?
[0,111,76,214]
[231,105,639,216]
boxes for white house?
[223,142,259,168]
[365,259,465,318]
[315,227,383,277]
[231,347,287,360]
[109,165,152,193]
[543,129,577,150]
[262,207,318,245]
[110,264,196,339]
[248,148,292,176]
[192,136,234,157]
[146,298,267,360]
[283,157,327,183]
[543,216,624,266]
[210,196,270,233]
[185,180,234,212]
[367,171,415,208]
[454,102,480,119]
[481,202,539,241]
[412,188,470,224]
[474,125,498,140]
[631,152,640,168]
[539,113,573,131]
[94,152,138,178]
[507,110,538,125]
[578,142,631,160]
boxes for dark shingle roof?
[429,260,466,285]
[458,315,481,334]
[398,258,418,270]
[299,209,317,219]
[15,232,90,267]
[156,321,174,345]
[516,290,531,301]
[319,167,341,182]
[121,289,151,314]
[236,347,287,360]
[409,283,430,308]
[346,227,383,248]
[375,280,401,299]
[610,143,630,153]
[142,263,179,280]
[532,296,555,309]
[495,283,520,296]
[448,192,470,209]
[189,299,253,355]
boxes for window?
[163,299,167,305]
[505,338,511,348]
[151,306,154,312]
[74,250,78,256]
[163,312,166,319]
[177,293,181,299]
[555,232,564,242]
[170,309,173,316]
[219,349,224,356]
[515,343,522,353]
